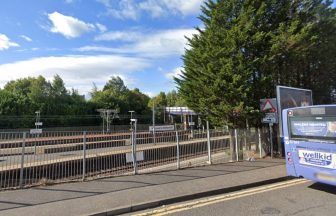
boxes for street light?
[128,110,135,120]
[35,111,41,129]
[97,109,119,133]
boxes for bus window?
[289,116,336,143]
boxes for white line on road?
[132,178,310,216]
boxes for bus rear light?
[287,152,291,156]
[288,157,293,163]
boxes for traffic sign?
[260,98,278,124]
[262,113,277,124]
[260,98,277,113]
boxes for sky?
[0,0,204,98]
[1,1,335,99]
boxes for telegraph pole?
[152,102,156,144]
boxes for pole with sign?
[260,98,278,158]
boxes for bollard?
[176,130,180,169]
[206,121,212,164]
[19,132,26,188]
[235,129,239,161]
[82,131,86,181]
[269,123,274,159]
[258,128,262,158]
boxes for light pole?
[129,110,135,120]
[97,109,119,133]
[152,103,156,144]
[129,110,135,130]
[35,111,41,130]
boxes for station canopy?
[165,107,197,115]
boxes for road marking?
[132,178,310,216]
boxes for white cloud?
[94,30,141,41]
[138,1,165,18]
[47,12,96,38]
[98,0,203,20]
[0,55,149,95]
[81,28,198,57]
[97,0,111,8]
[96,23,107,32]
[20,35,33,42]
[144,91,155,97]
[76,46,121,52]
[139,0,203,17]
[0,34,19,51]
[165,67,183,80]
[106,0,139,20]
[131,29,196,57]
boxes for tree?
[90,76,151,115]
[127,88,151,114]
[176,0,336,128]
[103,76,128,93]
[166,90,186,107]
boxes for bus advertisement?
[283,105,336,186]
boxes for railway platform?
[0,158,285,216]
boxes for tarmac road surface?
[132,179,336,216]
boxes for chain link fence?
[0,126,272,190]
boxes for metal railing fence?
[0,127,270,190]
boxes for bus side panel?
[284,142,298,177]
[282,110,298,177]
[294,145,336,186]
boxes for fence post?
[176,130,180,169]
[82,131,86,181]
[19,132,26,189]
[269,123,274,159]
[206,121,212,164]
[235,129,239,161]
[258,128,262,158]
[131,121,138,175]
[229,129,234,162]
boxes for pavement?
[0,158,286,216]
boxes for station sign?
[30,129,43,134]
[149,125,175,132]
[35,122,43,126]
[126,151,144,163]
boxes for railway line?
[0,130,231,189]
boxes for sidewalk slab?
[0,159,286,216]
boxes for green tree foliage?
[166,90,186,107]
[0,75,92,128]
[0,75,152,128]
[176,0,336,128]
[90,76,151,115]
[148,91,186,123]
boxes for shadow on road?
[308,182,336,195]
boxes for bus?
[283,105,336,185]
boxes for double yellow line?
[133,178,309,216]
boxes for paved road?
[134,179,336,216]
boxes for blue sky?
[0,0,203,97]
[1,0,335,98]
